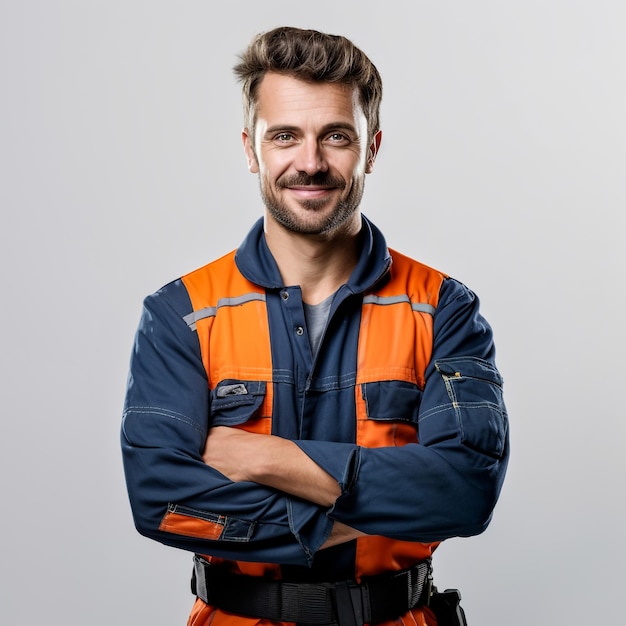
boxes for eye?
[274,132,295,144]
[326,132,350,145]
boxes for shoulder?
[143,277,193,319]
[384,249,486,317]
[144,249,240,315]
[385,248,449,306]
[388,248,448,280]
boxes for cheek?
[349,158,368,180]
[258,152,292,180]
[343,147,368,174]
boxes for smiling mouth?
[286,186,338,201]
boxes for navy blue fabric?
[300,279,509,541]
[121,215,509,570]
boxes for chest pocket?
[359,380,423,447]
[209,379,269,433]
[362,380,422,424]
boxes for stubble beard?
[260,172,365,236]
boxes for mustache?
[276,173,346,189]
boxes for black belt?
[191,555,432,626]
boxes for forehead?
[255,72,362,127]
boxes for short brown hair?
[233,26,383,142]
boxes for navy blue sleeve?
[296,278,509,542]
[121,280,322,565]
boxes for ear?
[242,128,259,174]
[365,130,383,174]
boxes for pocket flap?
[361,380,422,423]
[210,379,266,426]
[436,357,503,385]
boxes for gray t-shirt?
[302,293,333,356]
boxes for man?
[121,26,509,626]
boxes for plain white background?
[1,1,625,623]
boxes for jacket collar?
[234,215,392,294]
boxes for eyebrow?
[263,122,359,137]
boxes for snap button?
[281,290,289,301]
[295,326,304,336]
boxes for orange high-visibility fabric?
[177,248,444,626]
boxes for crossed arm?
[203,426,366,548]
[124,278,508,561]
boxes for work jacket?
[121,216,509,626]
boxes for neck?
[264,214,362,304]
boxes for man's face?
[243,72,381,238]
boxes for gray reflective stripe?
[183,293,266,330]
[412,302,436,316]
[183,307,217,330]
[362,294,436,316]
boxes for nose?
[293,139,328,175]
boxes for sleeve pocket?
[209,379,266,427]
[435,357,507,459]
[159,503,255,541]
